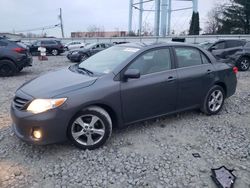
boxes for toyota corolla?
[11,43,237,149]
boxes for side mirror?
[124,69,140,80]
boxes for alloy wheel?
[240,59,250,71]
[208,90,223,112]
[52,49,58,56]
[71,114,105,146]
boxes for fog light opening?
[32,129,42,139]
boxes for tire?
[237,57,250,71]
[18,67,23,72]
[79,54,88,62]
[0,60,18,77]
[201,85,225,115]
[51,49,59,56]
[68,106,112,150]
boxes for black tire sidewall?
[238,57,250,71]
[0,60,17,77]
[203,85,225,115]
[68,109,112,150]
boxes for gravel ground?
[0,56,250,188]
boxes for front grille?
[13,97,30,110]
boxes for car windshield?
[78,46,140,74]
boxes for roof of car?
[119,42,197,49]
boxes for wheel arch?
[70,103,119,129]
[214,82,227,96]
[0,57,16,65]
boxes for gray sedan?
[11,43,237,149]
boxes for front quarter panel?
[55,73,123,127]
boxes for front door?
[120,48,178,124]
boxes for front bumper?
[10,101,70,145]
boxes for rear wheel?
[201,85,225,115]
[68,106,112,150]
[237,57,250,71]
[0,60,18,77]
[51,49,59,56]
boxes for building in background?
[0,32,24,39]
[71,31,127,38]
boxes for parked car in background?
[67,42,113,62]
[29,40,64,56]
[113,41,130,45]
[11,43,237,149]
[207,39,249,71]
[64,41,88,51]
[198,41,215,50]
[227,41,250,71]
[0,37,32,76]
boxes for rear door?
[120,47,178,123]
[174,47,215,110]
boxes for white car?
[64,41,87,51]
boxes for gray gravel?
[0,56,250,188]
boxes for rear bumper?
[16,55,33,68]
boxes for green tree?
[218,0,250,34]
[189,12,200,35]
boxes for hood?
[20,68,97,98]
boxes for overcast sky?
[0,0,223,37]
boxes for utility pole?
[59,8,65,38]
[154,0,160,36]
[138,0,143,36]
[128,0,134,35]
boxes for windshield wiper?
[77,65,94,75]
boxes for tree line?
[204,0,250,34]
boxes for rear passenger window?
[227,40,245,48]
[175,48,203,68]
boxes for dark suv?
[207,39,250,71]
[0,37,32,76]
[207,39,246,59]
[29,40,64,56]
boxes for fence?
[22,35,250,44]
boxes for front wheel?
[201,85,225,115]
[79,54,88,62]
[68,106,112,150]
[237,57,250,71]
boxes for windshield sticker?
[123,48,140,53]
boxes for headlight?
[27,98,67,114]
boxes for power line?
[15,24,60,33]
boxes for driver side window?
[127,48,172,75]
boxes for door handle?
[167,76,175,82]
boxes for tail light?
[13,47,26,53]
[233,67,238,74]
